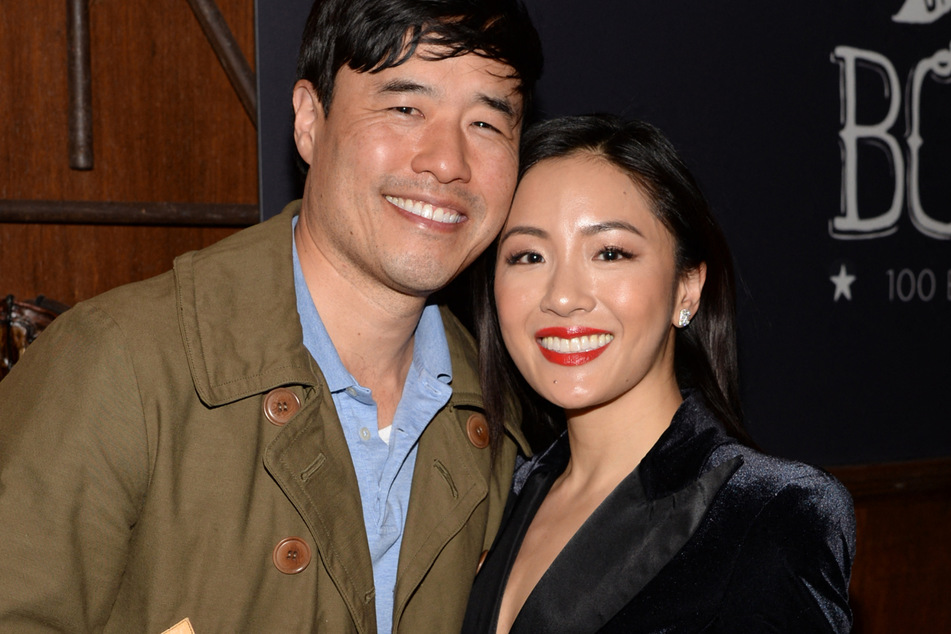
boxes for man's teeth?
[385,195,463,224]
[539,334,614,353]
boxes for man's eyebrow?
[478,94,517,122]
[378,79,435,96]
[498,225,547,244]
[581,220,643,237]
[377,78,518,122]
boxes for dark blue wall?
[257,1,951,465]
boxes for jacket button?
[466,413,490,449]
[272,537,311,574]
[263,388,301,426]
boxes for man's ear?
[673,262,707,327]
[293,80,323,166]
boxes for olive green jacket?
[0,203,527,633]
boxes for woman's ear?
[292,80,324,166]
[673,262,707,328]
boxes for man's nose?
[411,119,472,184]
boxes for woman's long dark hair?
[476,114,749,452]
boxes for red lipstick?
[535,327,613,367]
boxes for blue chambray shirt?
[291,222,453,634]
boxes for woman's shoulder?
[703,442,856,556]
[511,433,570,495]
[642,394,851,515]
[712,443,852,508]
[691,445,856,631]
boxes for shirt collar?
[291,218,452,394]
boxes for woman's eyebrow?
[581,220,643,237]
[498,225,547,244]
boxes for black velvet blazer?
[462,393,855,633]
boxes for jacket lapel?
[265,387,377,634]
[177,202,378,631]
[466,443,565,633]
[506,395,742,632]
[393,310,491,617]
[393,398,488,604]
[512,455,740,633]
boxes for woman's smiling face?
[494,153,689,413]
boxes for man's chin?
[388,278,456,299]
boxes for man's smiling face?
[293,47,523,298]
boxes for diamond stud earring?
[678,308,692,328]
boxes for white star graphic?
[830,264,857,301]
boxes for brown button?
[263,388,301,426]
[476,549,488,573]
[466,413,490,449]
[272,537,311,574]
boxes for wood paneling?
[830,459,951,632]
[0,0,257,304]
[0,222,238,305]
[0,0,257,204]
[0,199,257,226]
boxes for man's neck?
[295,216,427,428]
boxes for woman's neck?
[560,378,683,492]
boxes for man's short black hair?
[296,0,543,116]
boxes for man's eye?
[473,121,500,133]
[392,106,419,115]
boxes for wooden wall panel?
[850,492,951,631]
[0,223,238,305]
[0,0,257,203]
[831,459,951,632]
[0,0,256,305]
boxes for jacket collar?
[493,391,741,633]
[638,392,737,499]
[173,200,529,452]
[439,304,530,454]
[175,201,319,406]
[521,391,735,500]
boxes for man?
[0,1,542,631]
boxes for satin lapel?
[264,389,376,634]
[513,456,742,634]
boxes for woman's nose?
[539,265,596,316]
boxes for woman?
[463,115,855,633]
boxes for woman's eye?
[506,251,544,265]
[596,247,632,261]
